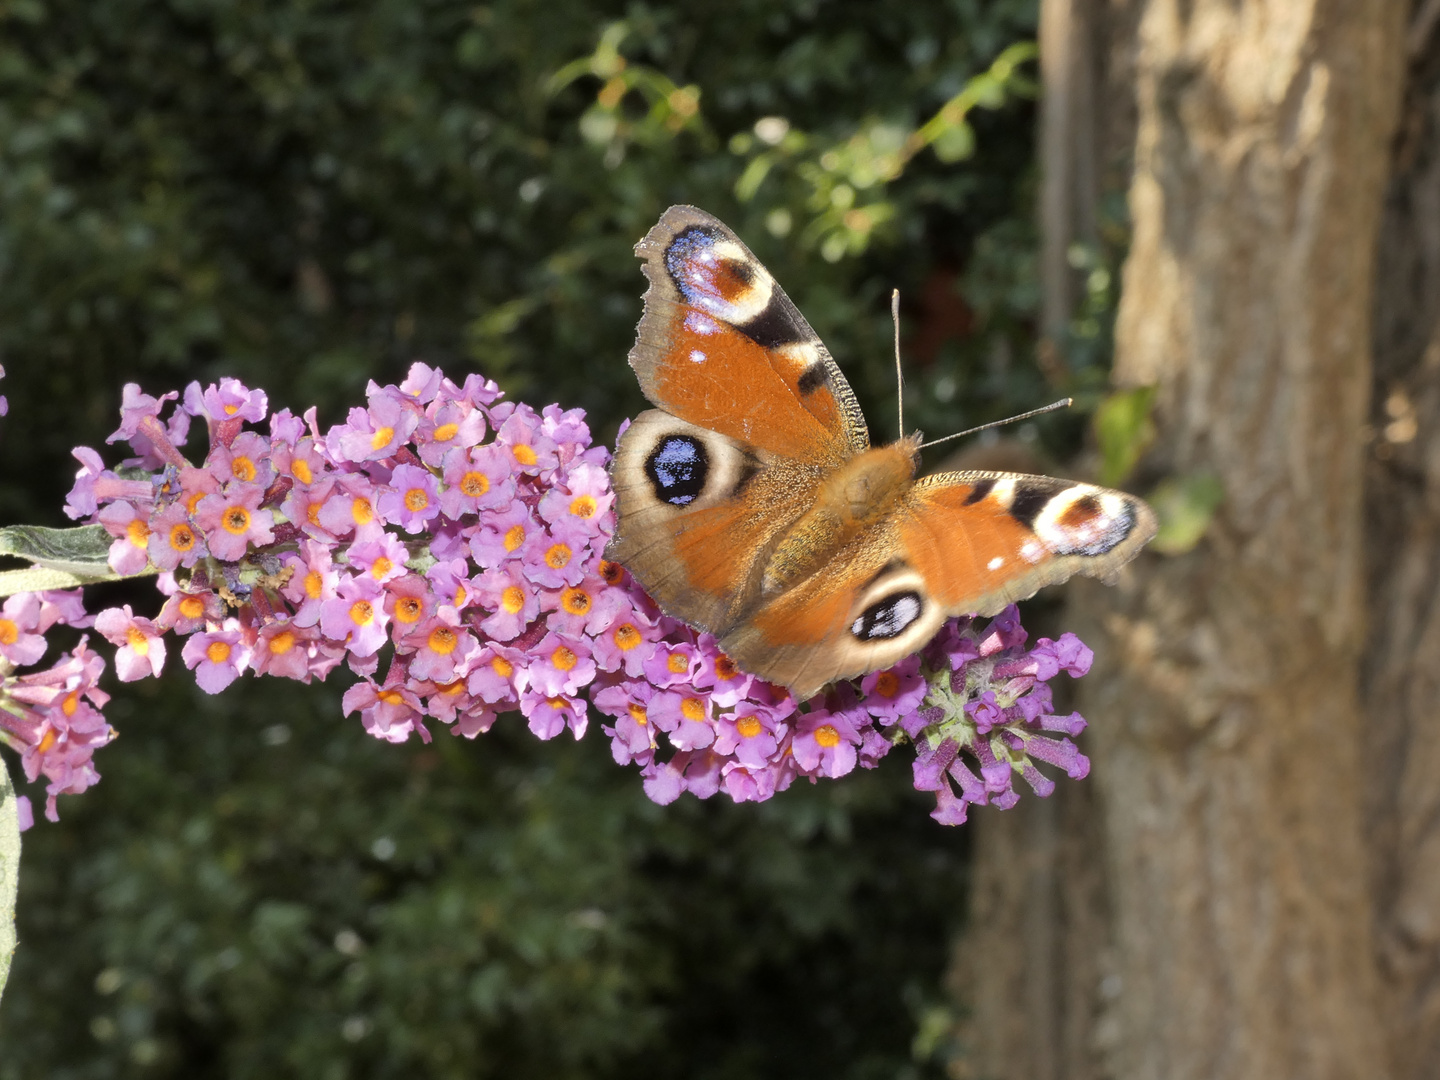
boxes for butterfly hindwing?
[716,472,1157,698]
[608,409,822,635]
[630,205,868,465]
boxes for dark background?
[0,1,1104,1076]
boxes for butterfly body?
[607,206,1156,699]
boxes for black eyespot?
[644,435,709,507]
[850,591,923,641]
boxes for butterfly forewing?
[630,206,868,463]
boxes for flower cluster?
[1,363,1094,826]
[0,590,111,825]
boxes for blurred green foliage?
[0,0,1068,1075]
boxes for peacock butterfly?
[606,205,1156,699]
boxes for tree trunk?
[951,2,1408,1077]
[1365,17,1440,1079]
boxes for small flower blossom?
[93,606,166,681]
[193,483,275,561]
[181,626,252,693]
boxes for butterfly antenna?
[892,289,904,436]
[917,398,1074,451]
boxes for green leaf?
[0,754,19,1009]
[1150,472,1225,555]
[1095,385,1157,486]
[931,122,975,163]
[0,524,132,595]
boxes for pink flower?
[0,593,48,666]
[193,483,275,561]
[181,626,253,693]
[377,462,441,533]
[93,605,166,681]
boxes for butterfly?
[606,205,1156,700]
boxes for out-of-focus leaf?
[1149,472,1226,555]
[1095,385,1157,487]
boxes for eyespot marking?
[1035,489,1138,556]
[851,591,923,641]
[666,227,773,322]
[644,435,710,507]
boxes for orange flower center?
[0,619,16,646]
[404,487,429,512]
[291,458,313,484]
[501,586,525,614]
[231,456,257,483]
[370,556,393,580]
[715,655,739,680]
[222,507,251,535]
[394,596,424,624]
[736,715,763,738]
[352,496,375,525]
[169,523,196,552]
[627,703,648,725]
[873,671,899,698]
[428,627,458,655]
[126,518,151,547]
[613,624,640,651]
[206,640,232,664]
[179,596,206,619]
[460,471,489,497]
[544,543,572,569]
[511,444,537,466]
[569,495,597,518]
[491,655,513,678]
[561,587,590,615]
[814,724,841,749]
[304,570,324,599]
[371,425,395,451]
[667,651,688,675]
[504,524,526,551]
[125,627,150,654]
[680,697,706,721]
[551,646,578,671]
[377,688,404,705]
[268,630,297,655]
[432,422,459,443]
[599,560,623,585]
[349,600,375,626]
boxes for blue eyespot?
[645,435,709,507]
[851,591,923,641]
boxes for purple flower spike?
[12,358,1102,827]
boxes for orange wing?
[629,205,867,467]
[717,470,1157,698]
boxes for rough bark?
[1365,17,1440,1079]
[952,2,1409,1078]
[1084,0,1405,1076]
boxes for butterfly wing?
[718,472,1157,698]
[608,205,868,634]
[608,409,821,634]
[627,204,868,463]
